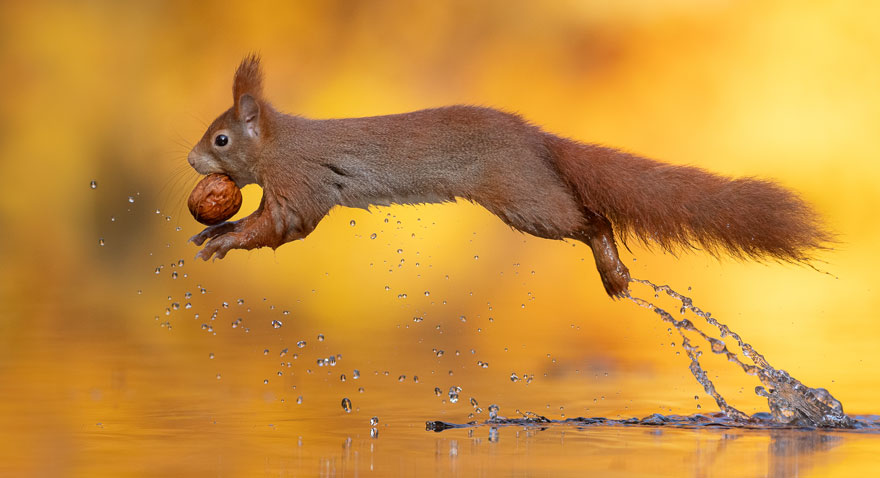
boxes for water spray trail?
[627,277,853,428]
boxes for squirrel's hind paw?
[599,267,631,299]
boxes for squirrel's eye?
[214,134,229,147]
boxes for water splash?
[626,278,853,428]
[429,279,865,433]
[427,409,880,432]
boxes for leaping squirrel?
[188,55,830,298]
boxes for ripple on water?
[426,409,880,433]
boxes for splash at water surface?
[626,278,852,428]
[431,277,865,432]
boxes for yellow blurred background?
[1,0,880,475]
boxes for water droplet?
[370,233,377,240]
[448,386,460,403]
[296,396,303,404]
[709,338,727,354]
[127,196,134,203]
[349,220,356,227]
[353,369,360,379]
[510,372,519,382]
[98,238,105,246]
[297,341,306,348]
[271,320,283,329]
[398,375,406,382]
[89,180,97,189]
[317,334,324,342]
[434,387,442,396]
[488,404,500,420]
[370,416,379,426]
[341,397,352,413]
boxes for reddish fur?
[187,56,831,298]
[233,53,264,112]
[546,136,831,261]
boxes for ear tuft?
[233,54,264,110]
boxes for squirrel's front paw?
[196,232,241,261]
[190,222,236,246]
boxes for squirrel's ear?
[233,54,263,109]
[238,94,261,138]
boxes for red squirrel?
[188,55,830,298]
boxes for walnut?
[188,174,243,225]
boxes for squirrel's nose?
[187,151,197,167]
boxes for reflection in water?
[426,411,861,478]
[768,431,841,478]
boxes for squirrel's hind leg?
[569,211,631,298]
[481,196,630,297]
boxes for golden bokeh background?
[1,0,879,475]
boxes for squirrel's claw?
[599,267,631,299]
[196,232,240,261]
[191,222,236,246]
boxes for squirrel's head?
[188,54,266,187]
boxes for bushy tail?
[546,136,831,261]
